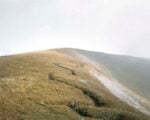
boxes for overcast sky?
[0,0,150,58]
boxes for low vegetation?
[72,105,146,120]
[0,50,149,120]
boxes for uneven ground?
[0,49,149,120]
[65,48,150,100]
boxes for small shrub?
[71,70,76,76]
[48,73,55,80]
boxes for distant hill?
[0,49,149,120]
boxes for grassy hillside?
[0,49,149,120]
[63,48,150,100]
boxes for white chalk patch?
[89,69,150,116]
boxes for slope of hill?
[60,48,150,115]
[64,48,150,100]
[0,49,149,120]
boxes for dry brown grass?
[0,50,148,120]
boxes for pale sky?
[0,0,150,58]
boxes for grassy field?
[0,49,149,120]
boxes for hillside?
[0,49,149,120]
[64,48,150,100]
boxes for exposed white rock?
[89,69,150,116]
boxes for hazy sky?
[0,0,150,58]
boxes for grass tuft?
[82,89,106,107]
[71,105,147,120]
